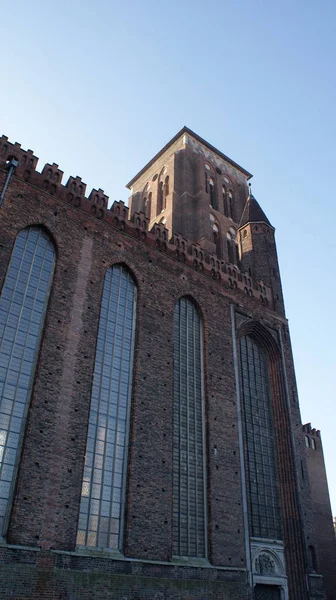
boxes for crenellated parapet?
[66,176,86,198]
[88,188,108,208]
[302,423,321,439]
[0,134,273,310]
[0,136,38,175]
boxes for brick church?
[0,127,335,599]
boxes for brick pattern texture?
[0,133,335,599]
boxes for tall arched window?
[0,226,56,536]
[205,165,217,210]
[228,190,234,219]
[208,177,217,210]
[227,229,239,265]
[145,192,152,220]
[227,232,234,264]
[77,265,137,551]
[157,181,164,215]
[239,335,282,540]
[223,185,228,216]
[173,297,207,558]
[157,168,168,215]
[212,222,221,257]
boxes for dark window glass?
[0,227,55,536]
[235,244,240,266]
[173,297,206,557]
[213,230,221,257]
[77,265,137,551]
[228,190,234,219]
[240,335,282,540]
[209,179,217,210]
[157,182,164,215]
[227,240,234,264]
[223,187,228,216]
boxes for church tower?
[128,127,284,314]
[238,192,285,316]
[127,126,251,264]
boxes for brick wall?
[0,134,334,600]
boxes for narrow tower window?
[227,229,238,265]
[173,297,207,558]
[0,227,56,537]
[228,190,234,219]
[239,335,282,540]
[142,183,149,214]
[223,185,228,216]
[157,181,164,215]
[157,168,168,215]
[145,192,152,220]
[227,233,234,264]
[212,222,221,257]
[77,265,137,551]
[209,178,217,210]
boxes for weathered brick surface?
[0,548,249,600]
[0,132,335,600]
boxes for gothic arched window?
[205,165,217,210]
[239,335,282,540]
[228,190,234,219]
[227,232,234,264]
[141,183,150,215]
[223,185,229,216]
[157,168,168,215]
[0,226,56,537]
[209,177,217,210]
[227,229,239,265]
[205,163,211,188]
[157,181,164,215]
[212,222,221,257]
[173,297,207,558]
[145,192,152,220]
[77,264,137,551]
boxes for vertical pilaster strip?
[229,304,252,586]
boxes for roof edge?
[238,219,275,231]
[126,126,253,189]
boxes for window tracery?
[173,297,207,558]
[77,264,137,551]
[0,226,56,536]
[239,335,282,540]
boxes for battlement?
[302,423,321,438]
[0,134,272,310]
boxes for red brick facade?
[0,129,335,599]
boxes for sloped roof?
[239,194,273,228]
[126,126,252,189]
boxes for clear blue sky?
[1,1,335,514]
